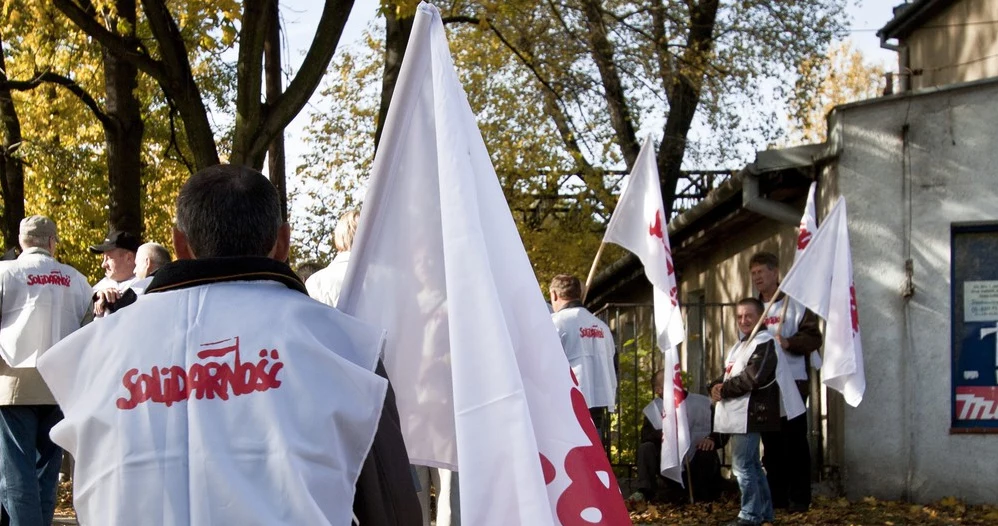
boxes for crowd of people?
[0,163,821,526]
[548,253,822,526]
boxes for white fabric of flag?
[781,197,865,407]
[602,137,689,485]
[337,4,631,524]
[794,182,823,370]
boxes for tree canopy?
[296,0,848,283]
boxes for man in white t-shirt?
[0,215,91,525]
[89,230,141,292]
[549,273,617,446]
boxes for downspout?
[740,168,801,225]
[880,36,909,93]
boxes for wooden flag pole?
[685,455,695,504]
[742,292,781,346]
[581,242,607,304]
[774,296,791,339]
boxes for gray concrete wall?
[828,78,998,504]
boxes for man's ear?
[269,222,291,263]
[173,228,195,260]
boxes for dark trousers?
[589,408,608,450]
[761,410,811,509]
[636,441,722,503]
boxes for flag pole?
[743,291,782,345]
[581,242,607,303]
[685,455,695,504]
[774,298,791,337]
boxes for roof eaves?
[877,0,953,41]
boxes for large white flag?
[603,138,689,485]
[781,197,865,406]
[338,4,631,524]
[794,182,823,370]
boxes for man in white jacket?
[549,274,617,446]
[38,165,419,526]
[0,215,91,525]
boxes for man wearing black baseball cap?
[89,230,141,292]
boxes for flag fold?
[338,3,630,524]
[781,197,865,406]
[603,138,690,485]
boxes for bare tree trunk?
[376,1,413,151]
[102,0,145,235]
[264,0,287,220]
[657,0,720,219]
[0,39,25,249]
[580,0,640,170]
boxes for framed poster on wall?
[952,223,998,432]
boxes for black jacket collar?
[146,257,307,295]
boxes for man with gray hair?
[93,242,173,316]
[306,208,360,307]
[0,215,91,525]
[38,166,419,525]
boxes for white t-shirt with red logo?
[38,280,388,526]
[551,306,617,409]
[0,247,91,370]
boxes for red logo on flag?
[540,369,630,524]
[672,362,686,408]
[796,226,811,251]
[850,285,860,334]
[116,336,284,410]
[648,211,679,306]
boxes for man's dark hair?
[651,369,665,391]
[736,297,765,316]
[748,251,779,270]
[550,274,582,301]
[176,164,282,258]
[295,261,324,282]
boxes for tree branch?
[232,0,270,166]
[141,0,219,169]
[53,0,166,83]
[580,0,640,169]
[249,0,356,164]
[0,71,113,128]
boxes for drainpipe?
[740,168,801,225]
[880,37,909,93]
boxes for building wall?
[905,0,998,90]
[825,78,998,503]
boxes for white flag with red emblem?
[794,182,823,370]
[337,4,631,524]
[603,137,689,484]
[780,197,865,406]
[795,182,818,260]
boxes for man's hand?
[710,383,723,402]
[778,335,790,349]
[696,437,715,451]
[93,288,122,317]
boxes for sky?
[276,0,903,184]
